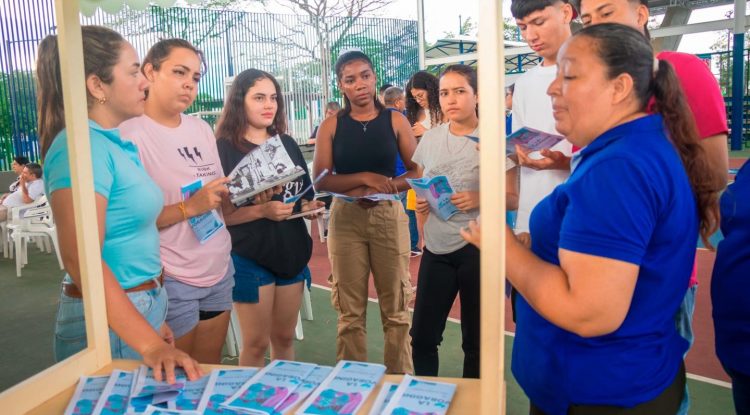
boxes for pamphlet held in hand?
[406,176,460,221]
[507,127,564,155]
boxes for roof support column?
[731,0,746,151]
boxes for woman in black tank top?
[313,51,419,374]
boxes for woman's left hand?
[451,191,480,212]
[300,200,326,219]
[412,122,427,137]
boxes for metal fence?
[0,0,419,168]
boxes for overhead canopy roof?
[647,0,734,14]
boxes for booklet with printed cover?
[406,176,460,221]
[507,127,564,155]
[380,375,456,415]
[295,360,386,415]
[142,406,199,415]
[92,370,133,415]
[367,382,399,415]
[167,375,210,411]
[64,375,110,415]
[196,368,259,415]
[222,360,317,415]
[181,180,225,244]
[227,135,306,206]
[274,365,333,415]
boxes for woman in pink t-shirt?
[120,39,268,364]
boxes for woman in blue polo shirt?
[496,24,720,414]
[712,159,750,414]
[37,26,200,382]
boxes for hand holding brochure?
[64,375,110,415]
[507,127,564,155]
[406,176,460,221]
[295,360,386,415]
[228,135,306,206]
[222,360,317,415]
[181,180,224,244]
[380,375,456,415]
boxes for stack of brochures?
[64,360,455,415]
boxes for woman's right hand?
[412,122,427,137]
[262,201,294,221]
[362,173,398,194]
[141,342,203,383]
[185,177,230,217]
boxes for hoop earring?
[98,96,107,105]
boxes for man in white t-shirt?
[0,163,45,221]
[510,0,576,238]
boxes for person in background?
[405,71,443,139]
[313,50,419,374]
[574,1,730,412]
[379,83,394,104]
[215,68,324,367]
[2,156,29,198]
[711,159,750,415]
[385,86,420,257]
[0,163,44,221]
[37,25,200,382]
[308,101,341,145]
[505,83,515,137]
[119,38,234,364]
[411,64,481,378]
[463,23,722,414]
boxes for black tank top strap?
[332,109,398,177]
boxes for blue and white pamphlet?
[295,360,386,415]
[196,368,259,415]
[274,365,333,415]
[181,179,225,244]
[142,406,199,415]
[367,382,399,415]
[380,375,456,415]
[222,360,317,415]
[92,370,134,415]
[406,176,460,221]
[167,375,209,411]
[507,127,564,155]
[64,375,110,415]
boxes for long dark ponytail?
[578,23,722,247]
[36,26,126,158]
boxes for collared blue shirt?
[44,120,163,289]
[513,115,695,414]
[712,160,750,376]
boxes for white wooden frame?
[0,0,508,414]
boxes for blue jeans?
[724,365,750,415]
[675,284,697,415]
[231,254,311,303]
[53,277,168,361]
[400,194,419,251]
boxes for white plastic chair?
[6,195,63,277]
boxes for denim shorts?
[163,262,235,338]
[231,253,310,303]
[53,275,168,362]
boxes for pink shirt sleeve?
[657,51,728,139]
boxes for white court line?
[310,283,730,388]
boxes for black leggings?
[530,362,686,415]
[410,244,480,378]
